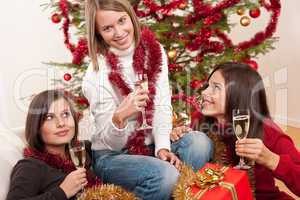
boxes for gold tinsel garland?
[173,164,199,200]
[77,184,139,200]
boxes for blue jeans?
[92,131,213,200]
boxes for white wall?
[0,0,299,128]
[259,0,300,127]
[228,0,300,127]
[0,0,71,129]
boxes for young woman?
[6,90,99,200]
[83,0,213,199]
[172,62,300,199]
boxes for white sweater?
[82,44,172,156]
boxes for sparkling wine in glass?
[135,73,152,130]
[69,140,86,169]
[233,109,251,169]
[69,140,86,197]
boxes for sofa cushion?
[0,125,25,199]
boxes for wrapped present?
[173,163,254,200]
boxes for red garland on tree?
[58,0,89,65]
[203,13,223,26]
[72,38,88,65]
[168,63,182,72]
[134,0,186,18]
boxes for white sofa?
[0,125,25,200]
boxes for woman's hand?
[59,168,87,198]
[170,126,192,142]
[113,88,149,128]
[157,149,182,170]
[235,138,280,170]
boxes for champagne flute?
[232,109,251,169]
[69,140,86,197]
[69,140,86,169]
[135,73,152,130]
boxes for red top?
[255,119,300,200]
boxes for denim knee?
[187,131,213,158]
[157,163,179,198]
[136,160,179,200]
[172,131,214,170]
[92,150,179,200]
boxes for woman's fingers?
[134,88,149,97]
[170,133,179,142]
[236,147,260,155]
[167,153,181,170]
[175,126,191,137]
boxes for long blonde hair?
[85,0,141,71]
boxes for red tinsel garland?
[185,0,281,56]
[24,147,101,188]
[192,0,241,19]
[106,28,162,156]
[58,0,88,65]
[134,0,186,18]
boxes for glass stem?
[240,156,245,166]
[141,109,147,124]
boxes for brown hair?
[25,90,78,152]
[85,0,141,71]
[201,62,270,139]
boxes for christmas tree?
[43,0,281,127]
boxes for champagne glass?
[69,140,86,197]
[135,73,152,130]
[69,140,86,169]
[232,109,251,169]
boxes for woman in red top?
[172,62,300,199]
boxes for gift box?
[173,163,254,200]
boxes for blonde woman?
[83,0,213,199]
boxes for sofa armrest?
[10,126,26,143]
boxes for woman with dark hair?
[6,90,99,200]
[172,62,300,199]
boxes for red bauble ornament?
[191,110,203,128]
[249,8,261,18]
[63,73,72,81]
[190,79,205,89]
[244,59,258,70]
[51,13,61,24]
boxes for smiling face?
[201,70,226,123]
[41,98,75,152]
[96,9,134,50]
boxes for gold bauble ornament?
[179,2,187,9]
[240,16,251,26]
[236,8,245,15]
[168,49,177,59]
